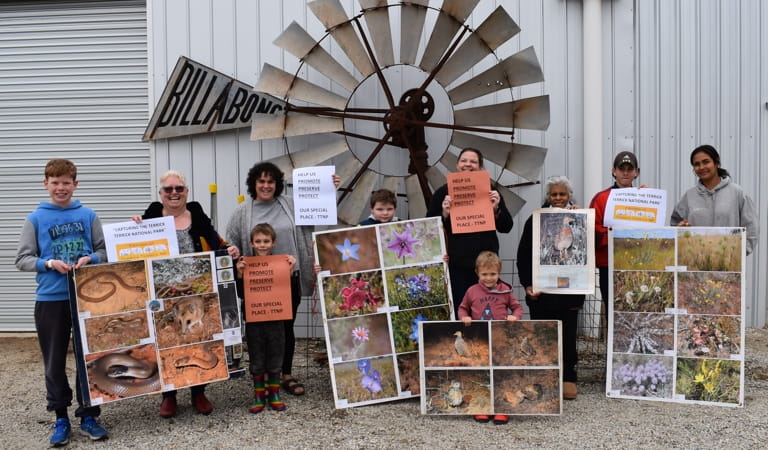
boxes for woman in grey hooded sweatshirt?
[671,144,758,254]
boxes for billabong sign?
[143,56,284,141]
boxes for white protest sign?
[103,216,179,261]
[604,188,667,227]
[293,165,337,225]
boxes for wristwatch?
[46,259,54,270]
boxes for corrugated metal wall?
[634,0,767,326]
[0,0,150,331]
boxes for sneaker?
[159,395,177,418]
[492,414,509,425]
[473,415,490,423]
[192,393,213,415]
[79,416,108,440]
[50,418,71,447]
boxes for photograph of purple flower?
[326,313,393,361]
[384,262,450,309]
[391,305,451,353]
[332,356,398,406]
[321,270,385,319]
[315,226,380,275]
[609,354,675,399]
[379,218,444,267]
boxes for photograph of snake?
[158,340,228,390]
[75,260,149,315]
[153,293,223,349]
[86,344,162,402]
[84,310,150,353]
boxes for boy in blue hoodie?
[15,159,108,447]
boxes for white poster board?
[604,188,667,227]
[103,216,178,262]
[293,165,337,225]
[532,208,595,294]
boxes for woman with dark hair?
[516,175,585,400]
[227,162,339,396]
[426,148,514,314]
[133,170,240,417]
[671,145,758,254]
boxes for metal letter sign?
[143,56,285,141]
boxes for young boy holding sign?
[236,223,296,414]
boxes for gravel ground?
[2,328,767,449]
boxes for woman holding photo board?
[517,175,585,400]
[132,170,239,417]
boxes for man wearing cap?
[589,151,643,321]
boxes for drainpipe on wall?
[583,0,603,200]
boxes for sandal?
[280,377,305,396]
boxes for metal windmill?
[250,0,549,224]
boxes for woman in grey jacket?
[671,145,758,254]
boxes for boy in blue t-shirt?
[15,159,108,446]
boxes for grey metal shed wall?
[0,0,151,332]
[634,0,767,326]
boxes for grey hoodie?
[670,176,758,255]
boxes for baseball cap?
[613,151,638,169]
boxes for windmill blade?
[255,64,348,111]
[381,175,400,196]
[309,0,374,76]
[274,21,359,92]
[454,95,550,131]
[338,169,379,224]
[335,152,363,187]
[405,174,427,218]
[400,0,428,65]
[250,113,343,140]
[447,46,544,105]
[359,0,394,67]
[425,166,447,192]
[435,7,520,86]
[419,0,480,72]
[266,138,349,182]
[451,132,547,182]
[439,150,458,171]
[497,185,526,218]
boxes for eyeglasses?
[161,186,186,194]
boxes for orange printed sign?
[612,205,658,223]
[242,255,292,322]
[447,170,495,233]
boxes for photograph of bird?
[444,380,464,407]
[453,330,470,357]
[519,336,536,359]
[554,216,576,263]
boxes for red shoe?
[473,415,490,423]
[159,396,177,418]
[192,393,213,415]
[492,414,509,425]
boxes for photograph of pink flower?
[326,313,393,362]
[390,305,451,354]
[321,270,385,319]
[315,227,380,275]
[493,369,560,415]
[332,356,398,406]
[379,217,444,267]
[676,315,741,359]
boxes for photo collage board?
[607,227,746,407]
[419,320,562,416]
[71,251,242,406]
[314,217,453,408]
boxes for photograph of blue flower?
[315,226,380,275]
[390,305,451,354]
[379,217,444,267]
[384,262,450,309]
[332,356,398,406]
